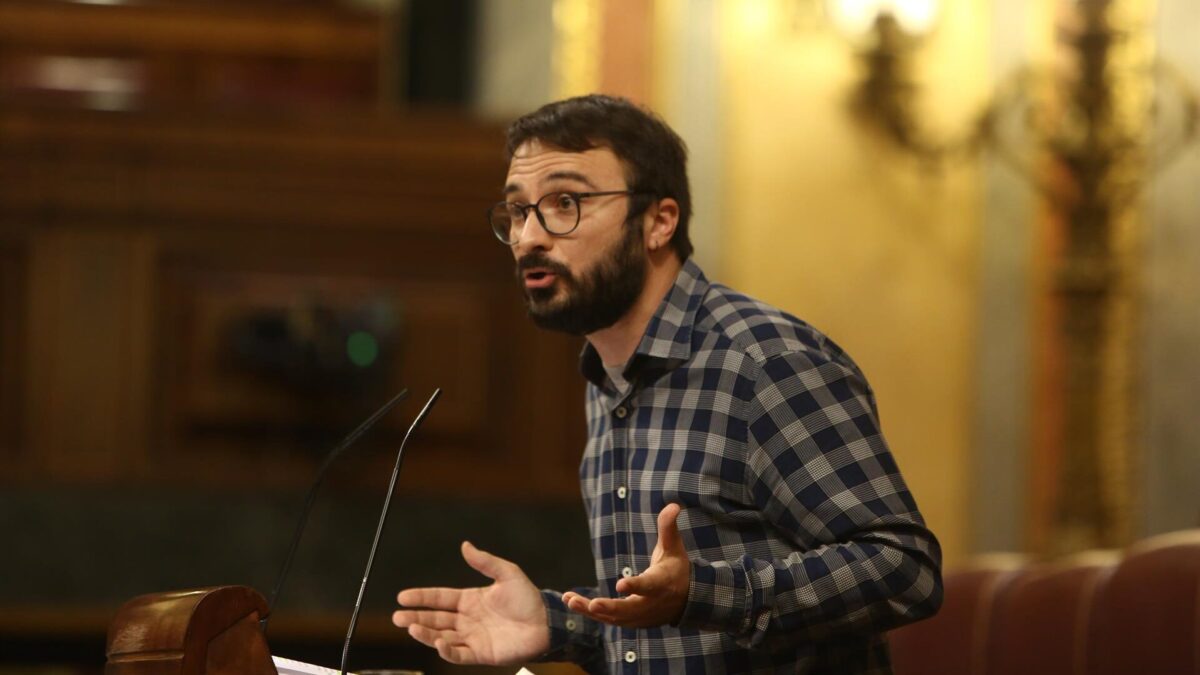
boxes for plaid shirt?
[539,260,942,674]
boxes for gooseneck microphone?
[340,388,441,675]
[262,389,410,633]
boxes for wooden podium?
[106,586,278,675]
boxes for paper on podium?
[272,656,356,675]
[272,655,432,675]
[272,655,533,675]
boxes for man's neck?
[587,253,684,368]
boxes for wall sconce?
[835,0,1199,174]
[832,0,1200,554]
[827,0,939,39]
[828,0,944,162]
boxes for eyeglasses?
[487,190,644,245]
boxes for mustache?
[516,253,572,278]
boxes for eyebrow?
[504,170,599,195]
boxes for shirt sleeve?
[676,349,943,649]
[534,586,607,673]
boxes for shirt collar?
[580,258,709,389]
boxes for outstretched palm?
[393,541,550,665]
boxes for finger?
[397,587,462,610]
[406,624,438,648]
[587,596,633,617]
[561,597,618,624]
[407,624,461,649]
[563,593,588,613]
[656,503,684,552]
[616,570,660,596]
[570,597,632,625]
[436,637,476,665]
[618,559,682,595]
[461,540,521,582]
[575,608,621,625]
[392,608,459,630]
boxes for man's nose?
[512,208,552,257]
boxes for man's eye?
[554,193,577,210]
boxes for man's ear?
[645,198,680,252]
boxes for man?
[392,94,942,674]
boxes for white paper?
[272,655,357,675]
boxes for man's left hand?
[562,503,690,628]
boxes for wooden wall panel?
[0,106,587,499]
[155,260,496,485]
[164,271,491,439]
[0,238,25,466]
[25,230,155,481]
[0,4,590,667]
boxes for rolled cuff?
[677,559,752,634]
[533,589,603,665]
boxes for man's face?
[504,140,649,336]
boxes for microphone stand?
[340,388,441,675]
[262,389,409,633]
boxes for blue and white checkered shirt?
[539,259,942,674]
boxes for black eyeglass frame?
[487,190,651,244]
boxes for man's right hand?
[392,541,550,666]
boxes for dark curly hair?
[505,94,693,261]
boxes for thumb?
[656,503,685,554]
[617,567,661,595]
[461,540,519,582]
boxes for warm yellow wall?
[711,0,991,565]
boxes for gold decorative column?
[1034,0,1153,555]
[834,0,1195,556]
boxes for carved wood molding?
[0,107,505,233]
[0,1,384,61]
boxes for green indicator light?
[346,331,379,367]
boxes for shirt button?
[616,486,627,499]
[621,566,634,578]
[624,650,637,663]
[614,405,628,419]
[565,619,577,631]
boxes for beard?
[515,219,647,336]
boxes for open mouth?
[524,268,558,289]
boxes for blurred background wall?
[0,0,1197,673]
